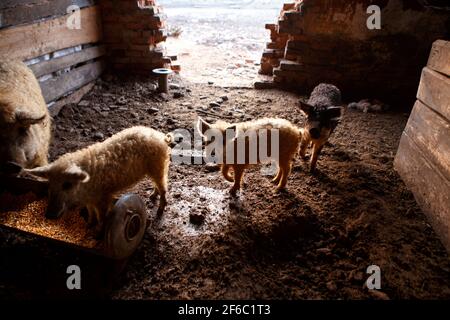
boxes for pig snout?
[309,127,321,140]
[0,147,27,170]
[45,197,66,219]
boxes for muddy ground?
[1,75,449,299]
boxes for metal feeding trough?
[153,68,173,93]
[0,174,147,261]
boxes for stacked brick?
[100,0,171,74]
[259,3,295,76]
[259,0,450,106]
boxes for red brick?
[101,0,171,74]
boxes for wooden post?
[394,40,450,253]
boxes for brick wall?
[259,3,294,76]
[100,0,170,74]
[260,0,450,107]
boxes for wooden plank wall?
[394,40,450,253]
[0,0,95,29]
[0,1,104,115]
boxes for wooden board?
[394,133,450,252]
[0,5,102,61]
[427,40,450,77]
[0,0,95,29]
[0,0,42,10]
[41,60,104,103]
[30,45,105,78]
[395,39,450,253]
[48,81,95,116]
[404,100,450,180]
[417,67,450,120]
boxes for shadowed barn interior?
[0,0,449,300]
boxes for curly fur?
[0,60,51,168]
[198,117,302,193]
[27,126,171,230]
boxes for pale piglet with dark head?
[298,83,343,172]
[25,126,172,235]
[0,60,51,171]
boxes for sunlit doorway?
[158,0,285,87]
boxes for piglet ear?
[24,164,52,180]
[196,117,211,137]
[299,101,314,115]
[327,106,342,120]
[65,164,90,183]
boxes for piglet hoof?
[156,208,166,222]
[229,188,240,197]
[156,199,167,218]
[145,218,150,229]
[149,190,159,201]
[275,186,287,193]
